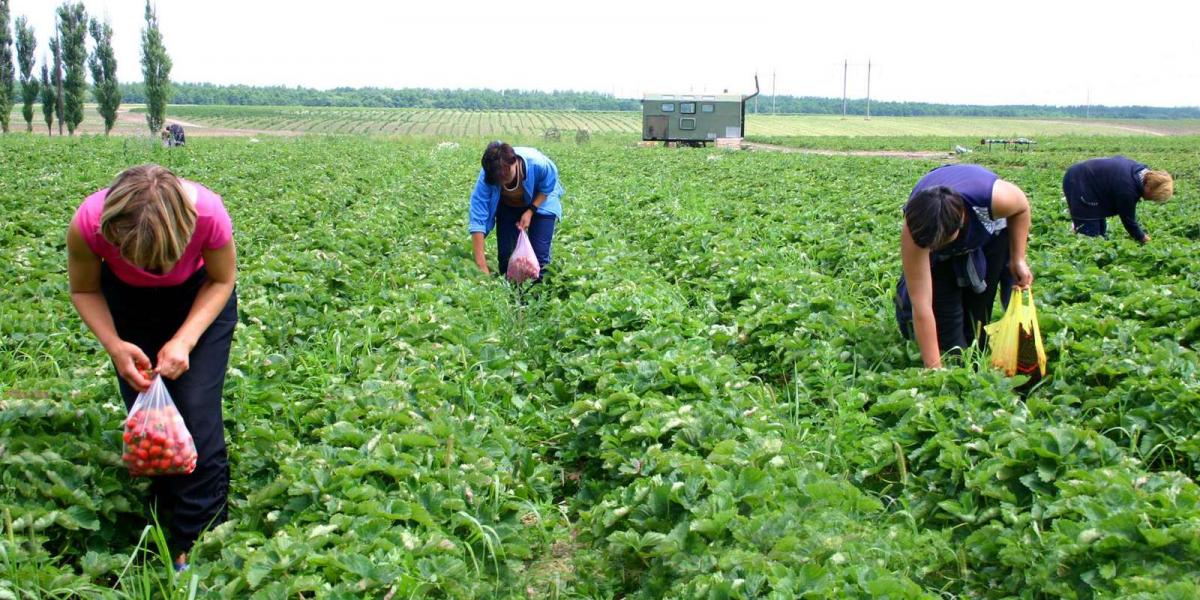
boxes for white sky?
[10,0,1200,107]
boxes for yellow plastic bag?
[984,288,1047,378]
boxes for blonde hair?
[100,164,197,272]
[1143,170,1174,202]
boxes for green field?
[743,114,1199,137]
[137,105,642,137]
[3,133,1200,597]
[11,104,1200,139]
[124,105,1200,138]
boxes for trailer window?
[680,102,696,114]
[661,103,675,112]
[701,104,715,113]
[679,118,696,130]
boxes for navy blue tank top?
[908,164,1005,258]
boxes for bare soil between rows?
[743,142,957,160]
[20,108,305,138]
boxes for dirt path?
[164,118,206,128]
[1039,119,1167,137]
[111,108,305,137]
[743,142,956,160]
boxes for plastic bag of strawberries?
[121,376,198,477]
[506,229,541,283]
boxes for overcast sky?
[10,0,1199,107]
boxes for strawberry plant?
[2,132,1198,597]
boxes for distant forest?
[115,82,1200,119]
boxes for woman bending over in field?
[67,164,237,572]
[894,164,1033,369]
[467,141,564,278]
[1063,156,1173,243]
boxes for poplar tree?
[51,33,63,134]
[56,1,87,135]
[88,17,118,134]
[15,15,36,132]
[0,0,14,133]
[140,1,171,134]
[39,60,52,133]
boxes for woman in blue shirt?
[1063,157,1173,243]
[895,164,1033,369]
[467,141,564,277]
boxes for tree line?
[3,3,1196,126]
[114,82,1200,120]
[0,0,172,136]
[116,83,645,112]
[749,97,1200,120]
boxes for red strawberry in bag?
[506,229,541,283]
[121,376,198,477]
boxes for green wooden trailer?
[641,80,759,145]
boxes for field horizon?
[9,104,1200,140]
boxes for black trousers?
[1070,216,1107,237]
[101,264,236,555]
[929,229,1011,353]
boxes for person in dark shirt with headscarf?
[1063,157,1173,243]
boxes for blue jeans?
[495,204,556,277]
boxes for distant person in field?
[894,164,1033,369]
[468,141,564,277]
[1063,157,1173,243]
[67,164,236,572]
[162,123,186,147]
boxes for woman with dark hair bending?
[895,164,1033,369]
[467,141,564,277]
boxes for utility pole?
[754,71,758,113]
[1085,88,1090,119]
[841,59,848,119]
[865,59,872,120]
[772,69,777,114]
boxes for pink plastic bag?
[121,376,198,477]
[506,230,541,283]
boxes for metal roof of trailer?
[643,93,745,102]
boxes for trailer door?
[644,115,669,140]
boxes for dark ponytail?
[482,141,517,185]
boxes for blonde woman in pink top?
[66,164,237,572]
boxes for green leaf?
[62,505,99,531]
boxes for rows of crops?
[141,106,641,137]
[118,105,1200,139]
[741,115,1186,137]
[12,105,1200,141]
[3,133,1199,597]
[11,105,1200,141]
[748,134,1200,163]
[5,105,158,138]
